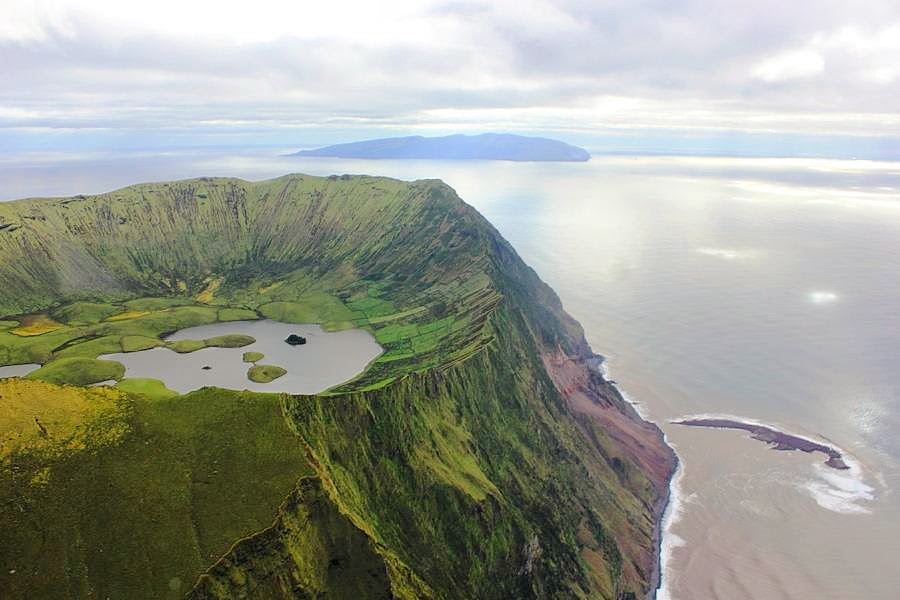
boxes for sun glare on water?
[696,247,757,260]
[808,291,839,304]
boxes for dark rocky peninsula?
[674,417,849,470]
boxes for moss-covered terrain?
[168,333,256,354]
[248,364,287,383]
[243,351,265,363]
[26,356,125,386]
[0,174,675,599]
[0,380,310,599]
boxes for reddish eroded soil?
[543,348,675,492]
[542,347,677,598]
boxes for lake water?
[4,148,900,599]
[0,364,38,378]
[101,320,382,395]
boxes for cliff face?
[0,175,674,599]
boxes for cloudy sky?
[3,0,900,156]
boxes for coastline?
[595,356,680,600]
[646,444,680,600]
[651,439,684,600]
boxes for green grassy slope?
[0,175,442,316]
[275,304,658,599]
[0,174,674,599]
[0,381,311,599]
[192,477,400,600]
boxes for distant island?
[293,133,591,162]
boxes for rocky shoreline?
[646,449,678,600]
[590,356,679,600]
[545,349,678,598]
[673,417,849,470]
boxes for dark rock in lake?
[201,365,212,370]
[285,334,307,346]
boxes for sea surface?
[3,148,900,599]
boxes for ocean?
[3,148,899,599]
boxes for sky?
[3,0,900,157]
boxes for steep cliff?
[0,174,674,598]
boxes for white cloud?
[1,1,900,144]
[753,49,825,82]
[0,0,75,43]
[753,23,900,85]
[821,25,900,85]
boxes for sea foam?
[655,438,688,600]
[599,357,652,419]
[804,455,875,514]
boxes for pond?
[0,363,39,378]
[100,320,382,394]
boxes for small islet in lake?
[100,319,382,394]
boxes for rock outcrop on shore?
[675,417,849,470]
